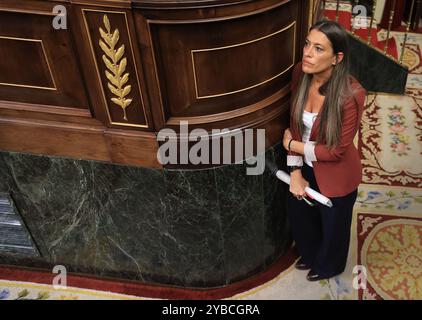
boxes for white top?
[302,110,318,167]
[286,110,319,168]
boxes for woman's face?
[301,29,341,75]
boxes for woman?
[283,20,366,281]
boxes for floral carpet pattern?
[352,25,422,300]
[359,94,422,187]
[393,32,422,98]
[355,185,422,300]
[0,280,143,300]
[359,215,421,300]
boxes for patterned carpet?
[0,9,421,301]
[0,280,144,300]
[353,28,422,299]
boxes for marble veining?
[0,147,291,287]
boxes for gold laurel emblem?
[99,14,132,121]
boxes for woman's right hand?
[290,170,309,199]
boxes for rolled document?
[274,170,333,208]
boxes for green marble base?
[0,145,292,288]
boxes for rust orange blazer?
[289,62,367,198]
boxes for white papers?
[274,170,333,208]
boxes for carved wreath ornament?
[99,14,132,121]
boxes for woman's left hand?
[283,128,293,150]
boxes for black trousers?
[287,163,358,278]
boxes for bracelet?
[289,166,302,173]
[288,139,294,151]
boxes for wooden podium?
[0,0,316,169]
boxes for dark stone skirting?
[0,144,291,288]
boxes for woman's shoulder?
[346,75,367,108]
[348,75,365,92]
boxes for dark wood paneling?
[139,0,300,131]
[70,0,132,9]
[0,9,90,110]
[0,37,55,90]
[0,0,310,168]
[104,129,161,167]
[191,22,295,98]
[133,0,256,9]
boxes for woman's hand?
[283,128,293,151]
[290,170,309,199]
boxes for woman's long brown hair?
[292,20,353,148]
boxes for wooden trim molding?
[166,84,290,125]
[0,115,162,168]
